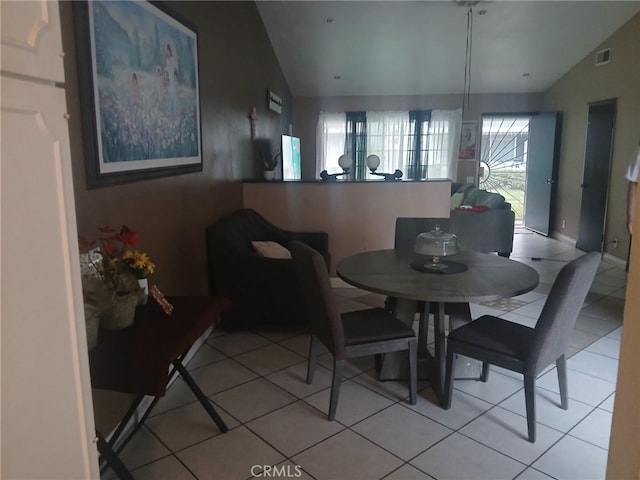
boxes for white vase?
[137,278,149,306]
[264,170,275,181]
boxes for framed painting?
[458,121,478,160]
[74,1,202,188]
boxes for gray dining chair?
[443,251,601,442]
[391,217,472,340]
[289,240,417,420]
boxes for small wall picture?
[267,90,282,114]
[458,121,478,160]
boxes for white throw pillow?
[251,241,292,259]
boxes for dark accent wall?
[60,1,292,295]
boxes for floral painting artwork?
[75,1,202,187]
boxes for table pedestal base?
[378,299,471,406]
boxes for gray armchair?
[206,209,330,330]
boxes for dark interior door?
[576,100,616,252]
[524,112,561,236]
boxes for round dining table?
[337,249,539,405]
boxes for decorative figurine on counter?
[320,154,353,181]
[366,154,403,181]
[373,169,403,181]
[320,170,347,182]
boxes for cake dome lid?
[414,225,458,257]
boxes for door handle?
[581,183,590,188]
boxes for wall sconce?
[366,154,403,181]
[320,154,353,181]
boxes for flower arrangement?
[79,225,156,332]
[79,225,152,294]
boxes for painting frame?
[267,90,282,114]
[458,121,478,160]
[73,1,203,188]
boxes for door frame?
[576,98,617,252]
[523,111,562,236]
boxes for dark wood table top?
[89,296,232,397]
[337,250,539,303]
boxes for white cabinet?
[0,1,99,478]
[1,0,65,83]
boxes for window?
[427,110,463,180]
[316,109,461,180]
[346,111,367,179]
[407,110,431,179]
[315,112,346,178]
[366,111,412,180]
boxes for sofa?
[206,209,330,330]
[396,183,515,257]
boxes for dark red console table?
[89,296,232,479]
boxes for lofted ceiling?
[256,1,640,97]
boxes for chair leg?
[328,359,345,420]
[307,335,319,384]
[556,354,569,410]
[481,362,490,382]
[443,346,456,409]
[408,339,417,405]
[524,374,536,443]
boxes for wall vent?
[595,48,611,66]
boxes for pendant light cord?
[462,6,474,116]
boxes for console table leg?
[97,432,135,480]
[172,360,228,433]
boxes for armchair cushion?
[251,241,292,259]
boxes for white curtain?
[428,109,462,180]
[366,111,411,178]
[315,111,346,178]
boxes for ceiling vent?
[595,48,611,66]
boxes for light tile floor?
[105,230,627,480]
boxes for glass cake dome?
[413,225,458,270]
